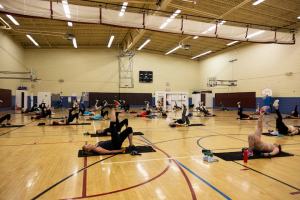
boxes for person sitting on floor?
[157,100,167,118]
[31,101,52,119]
[197,102,215,117]
[248,106,282,157]
[170,104,190,127]
[269,100,300,136]
[82,108,135,154]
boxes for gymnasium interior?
[0,0,300,199]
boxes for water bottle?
[243,148,248,163]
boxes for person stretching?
[248,106,281,157]
[270,100,300,136]
[95,111,128,136]
[237,102,256,120]
[82,108,135,154]
[170,104,190,126]
[0,100,11,126]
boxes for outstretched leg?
[273,100,289,135]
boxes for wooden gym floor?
[0,109,300,200]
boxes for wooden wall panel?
[215,92,256,108]
[0,89,12,108]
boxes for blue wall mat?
[188,97,192,105]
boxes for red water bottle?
[243,148,248,163]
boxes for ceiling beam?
[121,0,173,52]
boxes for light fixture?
[193,36,199,39]
[191,50,212,59]
[119,2,128,17]
[160,9,181,29]
[252,0,265,6]
[165,45,181,55]
[6,15,19,26]
[138,39,151,50]
[26,35,39,47]
[72,37,77,48]
[246,30,265,39]
[67,22,73,27]
[226,41,239,46]
[0,17,11,28]
[62,0,71,19]
[107,35,115,48]
[202,20,226,34]
[0,4,4,9]
[298,16,300,19]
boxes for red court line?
[82,141,88,197]
[61,161,171,200]
[139,137,197,200]
[290,191,300,195]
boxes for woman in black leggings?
[237,102,254,119]
[96,111,128,135]
[82,109,135,154]
[273,100,300,136]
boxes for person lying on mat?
[82,108,135,154]
[96,111,128,135]
[52,100,80,125]
[269,100,300,136]
[237,102,256,120]
[197,102,214,117]
[285,105,299,119]
[157,100,167,118]
[31,101,52,119]
[170,104,190,126]
[137,102,152,117]
[248,106,282,157]
[0,100,11,126]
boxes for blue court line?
[177,161,232,200]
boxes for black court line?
[31,155,116,200]
[232,161,300,192]
[0,120,34,137]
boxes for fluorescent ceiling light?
[119,2,128,17]
[193,36,199,39]
[252,0,265,6]
[6,15,19,26]
[246,30,265,39]
[72,37,77,48]
[0,17,11,28]
[191,50,212,59]
[0,4,4,9]
[160,10,181,29]
[138,39,151,50]
[226,41,239,46]
[165,45,181,55]
[26,35,39,47]
[298,16,300,19]
[67,22,73,27]
[62,0,71,19]
[107,35,115,48]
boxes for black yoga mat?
[89,132,144,137]
[38,122,91,126]
[0,124,24,128]
[78,145,156,157]
[189,123,205,126]
[213,151,293,161]
[237,118,258,120]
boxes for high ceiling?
[0,0,299,60]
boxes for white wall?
[24,49,200,96]
[198,33,300,97]
[0,30,27,94]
